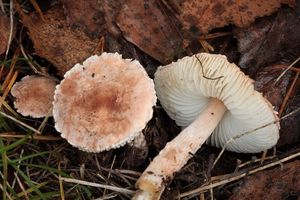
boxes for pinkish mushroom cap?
[53,52,156,152]
[11,75,57,118]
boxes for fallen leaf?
[230,160,300,200]
[236,6,300,75]
[278,95,300,146]
[254,65,292,110]
[117,0,183,64]
[57,0,160,77]
[0,13,11,55]
[17,4,103,75]
[178,0,295,38]
[61,0,106,39]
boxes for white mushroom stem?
[133,98,226,200]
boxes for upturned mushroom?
[133,53,280,199]
[53,52,156,152]
[11,75,57,118]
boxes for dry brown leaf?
[61,0,106,39]
[254,66,292,110]
[117,0,183,64]
[236,6,300,75]
[230,160,300,200]
[278,96,300,146]
[61,0,160,77]
[178,0,295,37]
[0,13,11,55]
[17,4,103,75]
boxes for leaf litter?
[0,0,300,199]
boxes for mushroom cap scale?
[53,52,156,152]
[154,53,279,153]
[10,75,56,118]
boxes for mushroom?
[10,75,57,118]
[133,53,280,199]
[53,52,156,152]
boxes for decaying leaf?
[178,0,295,38]
[117,0,183,64]
[230,160,300,200]
[236,6,300,75]
[61,0,106,39]
[278,96,300,146]
[17,4,103,75]
[254,65,292,110]
[0,13,11,55]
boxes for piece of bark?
[230,160,300,200]
[236,5,300,75]
[117,0,183,64]
[17,4,103,75]
[178,0,295,38]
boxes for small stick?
[0,111,41,134]
[60,177,134,195]
[4,0,13,58]
[278,72,299,117]
[14,172,29,200]
[237,155,275,169]
[180,149,300,198]
[0,0,4,13]
[272,65,300,73]
[199,32,232,40]
[275,56,300,83]
[58,163,65,200]
[0,133,61,141]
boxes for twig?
[278,72,299,117]
[60,177,134,195]
[0,183,14,200]
[0,70,18,108]
[237,155,275,169]
[199,39,214,52]
[180,149,300,198]
[272,65,300,73]
[199,32,232,40]
[275,56,300,83]
[0,133,61,141]
[0,111,41,134]
[0,0,4,13]
[58,163,65,200]
[14,172,29,200]
[5,0,13,58]
[28,0,44,21]
[37,108,52,134]
[104,155,116,195]
[12,149,23,188]
[94,193,118,200]
[19,28,59,83]
[212,107,300,169]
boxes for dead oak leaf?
[17,5,102,75]
[178,0,295,38]
[117,0,183,64]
